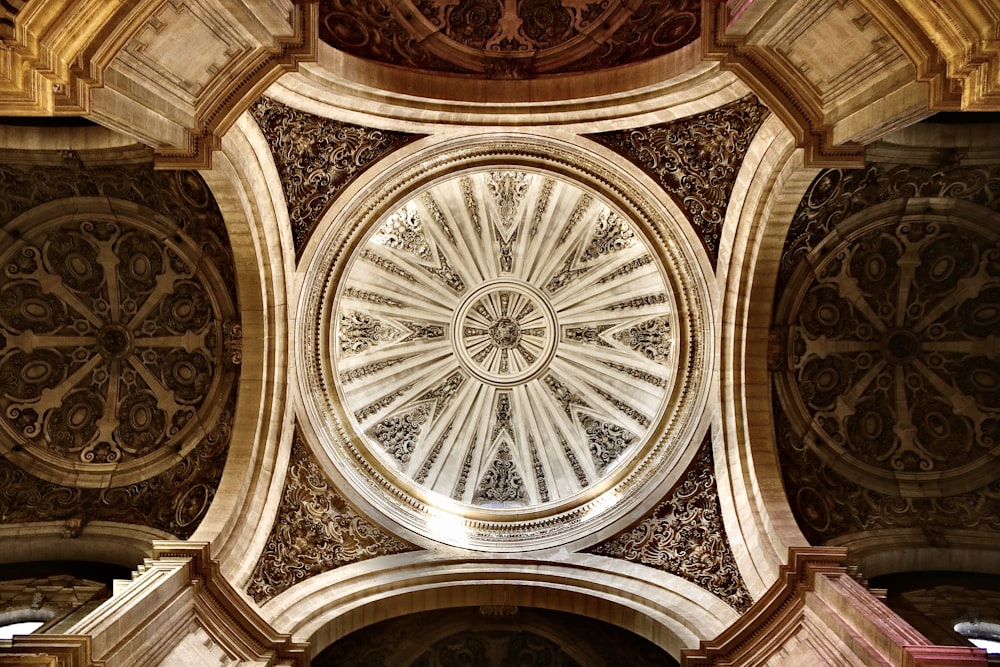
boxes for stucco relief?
[591,434,753,613]
[773,167,1000,544]
[246,431,415,604]
[249,96,423,258]
[588,94,771,266]
[298,139,709,551]
[319,0,699,78]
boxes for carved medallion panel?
[0,159,238,536]
[333,170,676,508]
[299,139,708,551]
[774,179,1000,544]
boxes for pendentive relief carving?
[246,430,416,604]
[0,160,238,537]
[773,161,1000,545]
[319,0,700,78]
[591,433,753,613]
[249,96,423,258]
[587,94,771,266]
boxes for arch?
[261,552,738,660]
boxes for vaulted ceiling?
[0,1,999,665]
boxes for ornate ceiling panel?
[588,94,771,267]
[246,429,416,605]
[772,162,1000,545]
[298,138,708,551]
[0,159,238,537]
[336,172,674,507]
[318,0,699,78]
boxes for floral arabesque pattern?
[591,434,753,613]
[588,94,771,266]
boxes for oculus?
[300,138,707,550]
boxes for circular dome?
[299,137,708,550]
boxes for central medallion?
[453,279,558,387]
[301,142,708,550]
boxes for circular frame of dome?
[774,197,1000,498]
[297,135,710,551]
[0,197,238,489]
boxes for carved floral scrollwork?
[588,94,771,266]
[246,432,416,604]
[249,96,423,258]
[591,435,754,613]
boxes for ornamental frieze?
[246,431,416,605]
[587,94,771,267]
[590,434,753,613]
[248,96,423,259]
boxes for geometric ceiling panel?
[318,0,700,78]
[298,138,709,552]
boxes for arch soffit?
[261,552,739,660]
[714,113,817,596]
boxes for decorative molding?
[248,96,423,259]
[314,607,678,667]
[318,0,699,78]
[680,547,989,666]
[591,434,754,613]
[245,430,416,605]
[588,94,771,266]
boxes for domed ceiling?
[299,139,708,551]
[318,0,700,78]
